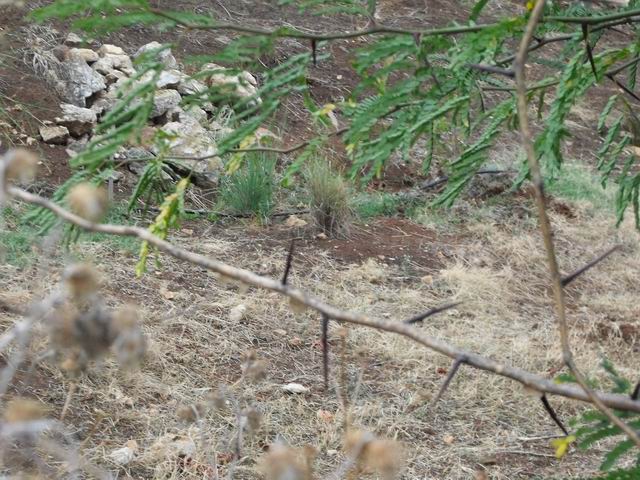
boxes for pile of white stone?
[38,34,261,185]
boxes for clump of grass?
[353,192,401,219]
[220,153,276,222]
[304,159,352,237]
[547,164,613,210]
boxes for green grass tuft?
[547,164,614,210]
[220,153,277,222]
[304,159,352,237]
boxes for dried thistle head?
[46,290,146,376]
[2,148,38,184]
[241,350,267,383]
[67,182,108,222]
[1,398,48,472]
[176,403,207,423]
[288,298,308,315]
[243,407,261,433]
[110,305,146,368]
[344,430,403,480]
[63,263,100,301]
[258,444,307,480]
[206,388,227,411]
[4,398,48,423]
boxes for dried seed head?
[258,444,306,480]
[67,182,108,222]
[63,263,100,300]
[111,307,146,368]
[4,398,48,423]
[111,304,139,332]
[246,359,268,383]
[344,430,403,480]
[59,355,84,377]
[176,403,207,423]
[242,349,257,363]
[244,407,262,432]
[242,350,268,382]
[2,148,38,184]
[112,326,146,368]
[360,439,403,480]
[206,388,227,410]
[288,298,308,315]
[47,301,80,352]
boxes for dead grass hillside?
[1,193,639,479]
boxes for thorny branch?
[430,356,465,406]
[146,6,640,41]
[7,185,640,413]
[514,0,640,446]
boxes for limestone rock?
[134,42,178,69]
[105,53,134,74]
[200,63,260,106]
[55,103,97,137]
[53,57,106,107]
[158,116,216,160]
[156,70,182,89]
[93,54,135,76]
[90,90,118,116]
[177,76,208,96]
[104,70,128,87]
[92,57,115,75]
[151,89,182,118]
[98,44,126,57]
[181,105,208,125]
[39,125,70,145]
[69,48,99,64]
[64,32,84,48]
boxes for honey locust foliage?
[31,0,640,232]
[136,177,189,276]
[555,360,640,478]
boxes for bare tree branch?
[431,356,465,406]
[561,245,621,287]
[281,239,295,285]
[514,0,640,446]
[7,185,640,413]
[540,394,569,436]
[321,313,330,391]
[404,302,462,324]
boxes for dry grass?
[305,159,353,238]
[1,191,639,479]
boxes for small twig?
[561,245,621,287]
[405,302,462,324]
[281,239,295,285]
[321,313,330,391]
[517,434,564,442]
[420,169,512,190]
[581,23,598,79]
[606,73,640,103]
[540,394,569,436]
[60,382,77,421]
[631,381,640,401]
[493,449,555,458]
[431,356,465,406]
[467,63,515,78]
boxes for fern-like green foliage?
[29,0,640,230]
[136,177,189,276]
[555,359,640,476]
